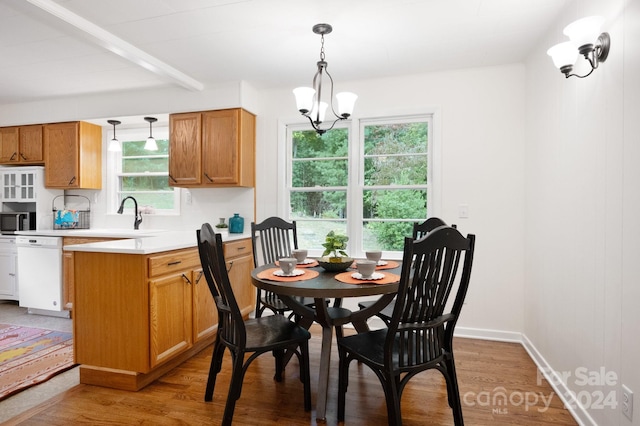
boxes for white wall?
[256,64,527,336]
[524,0,639,424]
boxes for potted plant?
[322,231,349,261]
[318,231,353,271]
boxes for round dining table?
[251,261,401,421]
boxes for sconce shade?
[563,16,604,50]
[547,42,578,69]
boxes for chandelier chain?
[319,34,326,61]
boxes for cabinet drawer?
[148,248,200,278]
[223,239,252,259]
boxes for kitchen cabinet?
[73,239,252,391]
[0,125,44,165]
[43,121,102,189]
[61,237,121,312]
[1,167,41,202]
[168,108,255,188]
[0,238,18,301]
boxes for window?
[285,115,432,257]
[108,127,180,215]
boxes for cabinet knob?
[20,153,27,161]
[169,174,177,183]
[68,176,76,185]
[10,152,17,161]
[204,173,214,183]
[181,273,192,285]
[195,271,203,284]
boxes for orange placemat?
[257,268,320,282]
[376,260,399,270]
[275,259,319,268]
[335,271,400,285]
[350,260,400,270]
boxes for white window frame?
[107,126,180,216]
[281,112,436,259]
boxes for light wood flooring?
[4,325,577,426]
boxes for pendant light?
[107,120,121,152]
[293,23,357,135]
[144,117,158,151]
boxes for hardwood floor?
[6,326,577,425]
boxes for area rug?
[0,323,75,401]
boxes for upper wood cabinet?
[43,121,102,189]
[168,108,255,188]
[0,125,44,165]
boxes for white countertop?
[15,229,251,254]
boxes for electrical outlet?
[185,190,192,205]
[622,385,633,420]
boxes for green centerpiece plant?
[322,230,349,261]
[318,231,353,271]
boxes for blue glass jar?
[228,213,244,234]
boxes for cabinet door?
[0,127,19,163]
[149,271,193,367]
[202,109,239,185]
[2,172,17,200]
[226,253,255,316]
[169,113,202,186]
[192,267,217,343]
[44,122,79,188]
[0,251,17,299]
[19,125,44,163]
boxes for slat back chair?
[197,223,311,426]
[360,216,453,326]
[338,226,475,425]
[251,217,299,317]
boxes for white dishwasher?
[16,235,69,318]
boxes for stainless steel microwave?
[0,212,36,233]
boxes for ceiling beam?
[26,0,204,92]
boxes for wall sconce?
[144,117,158,151]
[107,120,121,152]
[547,16,610,78]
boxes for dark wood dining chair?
[197,223,312,426]
[251,216,315,318]
[338,226,475,425]
[358,217,452,326]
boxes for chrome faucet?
[117,196,142,230]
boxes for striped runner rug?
[0,323,75,401]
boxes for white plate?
[273,269,305,277]
[351,272,385,280]
[377,260,388,266]
[298,258,315,265]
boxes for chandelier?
[293,23,357,135]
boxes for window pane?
[292,159,348,187]
[121,176,171,191]
[292,129,349,158]
[363,122,427,155]
[295,220,348,253]
[291,190,347,219]
[364,155,427,186]
[119,192,175,210]
[364,220,415,251]
[363,189,427,219]
[123,139,170,155]
[123,158,169,173]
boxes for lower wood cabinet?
[73,239,253,391]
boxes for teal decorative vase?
[229,213,244,233]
